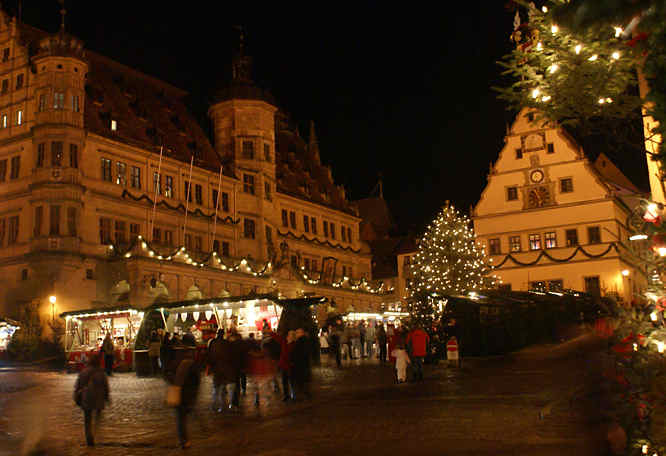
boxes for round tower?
[208,32,278,261]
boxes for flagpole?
[182,155,194,246]
[149,146,164,240]
[212,166,223,251]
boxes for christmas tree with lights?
[406,204,494,328]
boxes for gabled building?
[0,10,394,332]
[472,109,649,302]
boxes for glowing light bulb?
[614,26,623,38]
[611,51,620,60]
[541,95,551,102]
[551,25,559,34]
[548,64,558,74]
[542,6,548,13]
[536,42,543,51]
[588,54,598,61]
[574,44,582,55]
[531,88,540,99]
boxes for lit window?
[72,95,80,113]
[565,229,578,246]
[545,231,556,248]
[16,110,22,126]
[509,235,521,252]
[130,166,141,189]
[111,119,117,131]
[53,92,65,110]
[101,158,112,182]
[529,233,541,250]
[51,141,63,167]
[2,114,7,128]
[165,175,173,198]
[489,238,500,255]
[116,162,127,186]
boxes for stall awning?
[60,306,139,319]
[145,294,326,312]
[0,317,20,327]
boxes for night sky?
[11,2,647,235]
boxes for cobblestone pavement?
[0,337,608,456]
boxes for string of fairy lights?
[512,3,633,108]
[106,235,392,295]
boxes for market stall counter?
[60,307,144,373]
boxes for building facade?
[0,12,393,332]
[472,109,649,302]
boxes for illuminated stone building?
[0,11,393,331]
[472,109,648,301]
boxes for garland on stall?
[121,190,239,225]
[493,242,621,268]
[277,229,362,253]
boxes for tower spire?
[308,120,321,164]
[231,25,253,83]
[59,0,66,32]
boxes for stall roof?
[60,305,138,319]
[146,294,327,311]
[0,317,20,327]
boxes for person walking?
[169,334,201,449]
[406,326,430,381]
[351,323,361,359]
[148,332,161,376]
[289,328,311,400]
[376,323,387,363]
[101,333,114,376]
[365,321,375,359]
[273,330,295,401]
[73,353,110,447]
[260,329,282,394]
[328,325,342,367]
[391,343,410,383]
[359,321,366,358]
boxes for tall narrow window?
[222,241,230,257]
[34,206,43,237]
[242,141,254,159]
[10,156,19,179]
[2,48,9,62]
[101,158,112,181]
[130,223,140,241]
[303,215,310,233]
[194,236,202,251]
[53,92,65,110]
[110,119,117,131]
[153,227,162,244]
[515,148,523,159]
[0,218,5,246]
[341,226,347,242]
[16,110,23,126]
[304,258,311,271]
[221,192,229,211]
[347,227,352,243]
[0,159,7,181]
[195,184,203,205]
[323,221,329,237]
[49,205,60,235]
[281,210,288,227]
[311,217,318,235]
[184,233,192,250]
[130,166,141,189]
[489,238,500,254]
[67,207,77,236]
[213,239,220,253]
[243,174,255,194]
[509,235,521,252]
[184,182,192,201]
[116,162,126,186]
[38,94,46,112]
[72,95,80,112]
[51,142,63,167]
[1,80,8,94]
[265,226,272,244]
[244,218,256,239]
[588,226,601,244]
[289,211,296,229]
[8,215,18,245]
[566,229,578,246]
[264,144,271,162]
[529,233,541,250]
[545,231,557,248]
[165,175,173,198]
[99,218,111,244]
[114,221,126,243]
[330,223,336,240]
[15,74,23,90]
[36,143,45,168]
[2,114,7,128]
[69,144,78,168]
[154,172,162,195]
[212,189,219,208]
[164,230,173,246]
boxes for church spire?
[231,25,253,83]
[308,120,321,164]
[59,0,66,32]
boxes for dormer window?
[111,119,117,131]
[54,92,65,110]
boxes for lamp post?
[49,295,56,322]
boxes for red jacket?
[407,329,429,357]
[272,332,294,370]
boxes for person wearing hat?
[170,333,200,449]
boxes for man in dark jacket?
[289,328,311,400]
[172,334,200,449]
[376,324,388,363]
[74,353,110,446]
[208,330,241,410]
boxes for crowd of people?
[72,318,461,449]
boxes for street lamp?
[49,295,56,321]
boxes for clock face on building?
[528,186,550,208]
[530,169,544,183]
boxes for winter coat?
[290,337,311,383]
[207,338,241,385]
[406,329,430,358]
[261,334,282,361]
[376,326,387,344]
[74,366,109,411]
[101,337,114,355]
[273,333,294,371]
[174,356,200,409]
[148,340,161,357]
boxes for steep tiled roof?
[353,197,395,240]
